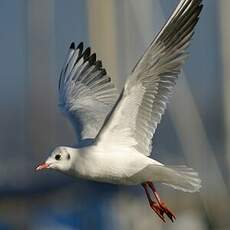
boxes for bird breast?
[70,146,152,184]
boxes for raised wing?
[59,42,119,145]
[96,0,203,155]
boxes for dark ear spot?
[67,153,70,160]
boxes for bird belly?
[70,148,161,185]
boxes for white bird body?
[61,146,162,185]
[45,144,201,193]
[37,0,203,222]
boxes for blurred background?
[0,0,229,229]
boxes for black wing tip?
[70,42,75,50]
[83,47,91,59]
[89,53,96,65]
[194,1,203,15]
[73,44,108,75]
[199,4,204,12]
[77,42,84,52]
[95,60,102,69]
[189,0,203,14]
[101,68,107,76]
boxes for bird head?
[36,146,73,172]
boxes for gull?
[36,0,203,222]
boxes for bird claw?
[142,182,176,222]
[150,202,166,222]
[158,202,176,222]
[150,201,176,223]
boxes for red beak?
[36,163,49,171]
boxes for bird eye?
[67,153,70,160]
[55,154,61,161]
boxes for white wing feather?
[96,0,203,156]
[59,42,119,145]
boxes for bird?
[36,0,203,223]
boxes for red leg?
[147,182,176,222]
[142,183,166,222]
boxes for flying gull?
[36,0,203,222]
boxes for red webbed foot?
[142,182,176,223]
[158,202,176,222]
[149,201,166,222]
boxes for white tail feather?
[145,165,202,193]
[161,165,202,192]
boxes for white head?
[36,146,74,172]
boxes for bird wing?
[96,0,203,156]
[59,42,119,145]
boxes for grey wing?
[59,42,119,145]
[96,0,203,156]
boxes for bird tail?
[149,165,202,193]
